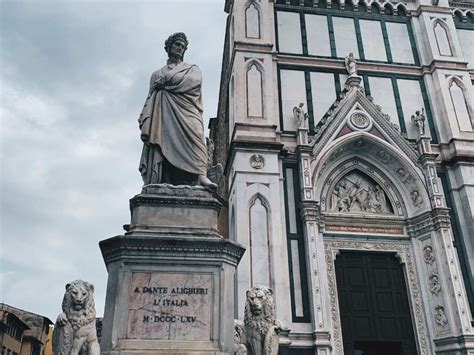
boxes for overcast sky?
[0,0,227,322]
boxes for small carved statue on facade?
[435,305,448,328]
[429,273,441,295]
[293,103,308,129]
[411,108,426,137]
[138,32,216,189]
[344,52,357,77]
[396,167,415,185]
[52,280,100,355]
[234,285,282,355]
[423,245,435,265]
[411,190,423,207]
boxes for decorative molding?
[324,240,429,354]
[311,89,420,166]
[406,208,451,237]
[131,187,222,211]
[299,201,320,222]
[100,235,246,267]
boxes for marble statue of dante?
[138,32,216,188]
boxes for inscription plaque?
[127,272,213,340]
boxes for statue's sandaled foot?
[198,175,217,190]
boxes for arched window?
[245,2,260,39]
[449,79,473,130]
[384,4,394,15]
[433,21,453,56]
[249,196,271,287]
[246,63,264,117]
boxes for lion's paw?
[56,312,68,326]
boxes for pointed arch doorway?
[335,251,417,355]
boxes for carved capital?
[299,201,320,222]
[407,208,451,237]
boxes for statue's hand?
[56,312,68,326]
[152,79,166,91]
[141,134,149,142]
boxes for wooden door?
[335,251,417,355]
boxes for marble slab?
[127,272,213,340]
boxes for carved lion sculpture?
[234,285,282,355]
[52,280,100,355]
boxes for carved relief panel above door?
[330,171,394,215]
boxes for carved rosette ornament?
[349,112,371,130]
[250,154,265,169]
[423,245,435,265]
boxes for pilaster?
[296,125,332,353]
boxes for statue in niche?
[138,32,216,189]
[429,273,441,295]
[411,108,426,137]
[293,103,308,129]
[435,305,448,328]
[344,52,357,77]
[331,172,392,214]
[423,245,435,265]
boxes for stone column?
[100,185,245,355]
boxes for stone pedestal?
[344,74,362,90]
[100,185,245,355]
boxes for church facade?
[210,0,474,353]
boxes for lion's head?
[244,285,276,336]
[62,280,96,327]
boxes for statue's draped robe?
[138,62,207,184]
